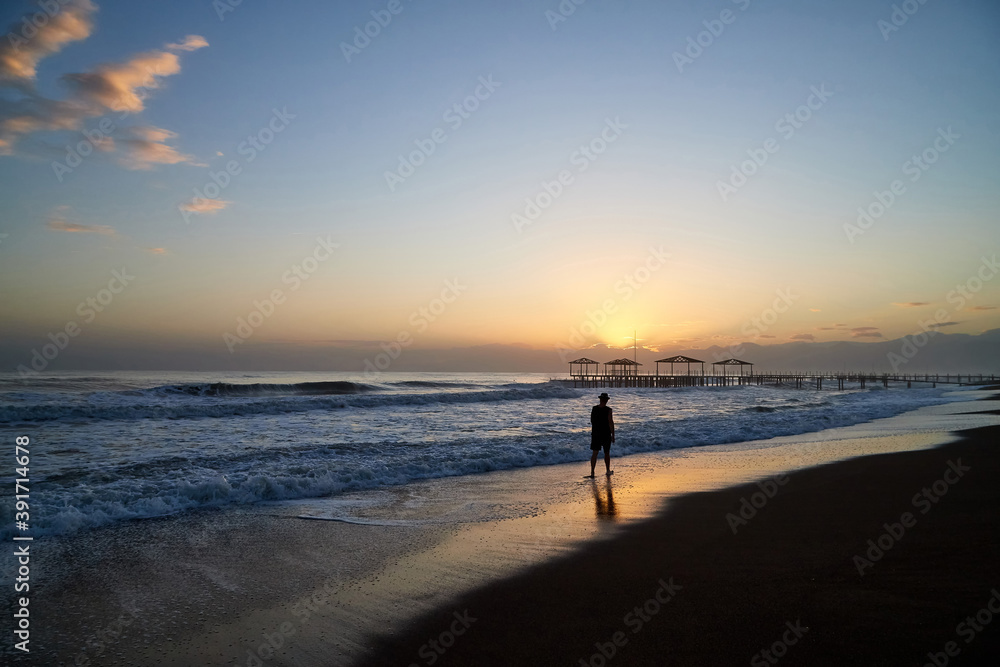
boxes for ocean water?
[0,370,965,540]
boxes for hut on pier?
[604,358,642,376]
[568,357,600,376]
[655,355,705,376]
[713,358,754,377]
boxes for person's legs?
[590,448,599,477]
[604,445,611,474]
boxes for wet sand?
[358,394,1000,666]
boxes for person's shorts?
[591,440,611,454]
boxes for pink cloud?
[0,0,96,81]
[179,197,232,215]
[118,125,203,169]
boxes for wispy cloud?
[0,0,97,81]
[119,126,203,169]
[0,9,207,167]
[179,197,231,215]
[926,321,961,328]
[892,302,930,307]
[145,247,168,255]
[970,305,996,311]
[166,35,209,52]
[851,326,879,333]
[790,333,815,341]
[852,331,883,338]
[46,205,115,235]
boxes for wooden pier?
[568,372,999,390]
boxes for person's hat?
[598,392,610,400]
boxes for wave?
[154,380,379,397]
[0,381,581,424]
[388,380,483,389]
[0,385,960,541]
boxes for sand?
[358,394,1000,666]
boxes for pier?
[567,357,998,390]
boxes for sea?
[0,370,972,541]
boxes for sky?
[1,0,998,372]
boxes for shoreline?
[358,392,1000,666]
[7,389,997,666]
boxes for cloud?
[851,327,879,332]
[926,321,961,328]
[118,125,203,169]
[0,0,97,81]
[145,247,168,255]
[46,206,115,235]
[166,35,209,52]
[0,27,207,162]
[892,302,930,308]
[63,50,184,114]
[816,324,849,330]
[790,333,815,341]
[808,308,821,312]
[970,306,997,311]
[179,197,231,215]
[758,334,776,339]
[852,331,884,338]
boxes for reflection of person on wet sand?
[591,479,618,519]
[589,392,615,478]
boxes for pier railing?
[568,372,999,389]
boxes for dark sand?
[359,409,1000,665]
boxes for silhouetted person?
[590,392,615,477]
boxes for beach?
[5,382,997,666]
[361,392,1000,666]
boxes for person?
[589,392,615,477]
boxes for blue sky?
[1,0,998,370]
